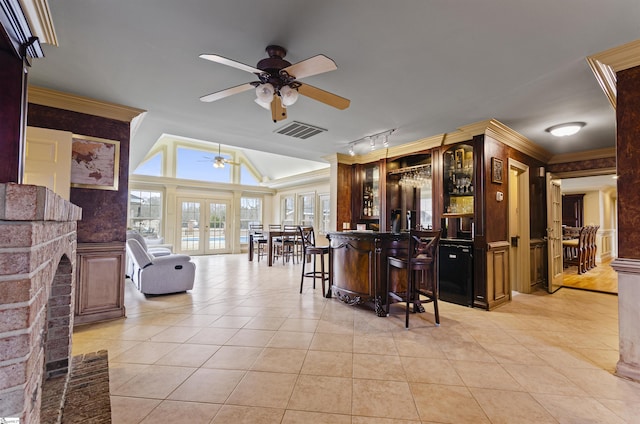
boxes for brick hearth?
[0,183,82,423]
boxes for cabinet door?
[24,126,72,200]
[75,243,125,324]
[360,163,380,219]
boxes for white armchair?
[126,238,195,295]
[126,230,173,278]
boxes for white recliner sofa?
[125,230,173,278]
[126,238,196,295]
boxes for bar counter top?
[326,231,410,316]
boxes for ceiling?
[29,1,640,180]
[560,174,617,194]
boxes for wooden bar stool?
[386,230,441,328]
[298,226,330,297]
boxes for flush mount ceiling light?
[546,122,586,137]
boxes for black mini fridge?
[438,242,473,307]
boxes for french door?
[546,174,563,293]
[178,198,231,255]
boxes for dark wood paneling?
[336,163,353,231]
[530,239,547,288]
[562,194,584,227]
[27,104,130,244]
[617,65,640,259]
[483,135,547,242]
[328,232,408,316]
[547,157,616,174]
[0,47,25,183]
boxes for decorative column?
[613,64,640,381]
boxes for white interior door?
[205,201,230,254]
[508,160,531,294]
[24,127,72,200]
[546,173,563,293]
[178,198,230,255]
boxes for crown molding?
[587,39,640,110]
[28,85,146,123]
[456,119,552,163]
[19,0,57,46]
[333,119,550,164]
[262,167,330,190]
[1,0,44,59]
[548,147,616,165]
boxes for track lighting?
[345,129,396,156]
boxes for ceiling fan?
[201,144,239,169]
[199,45,350,122]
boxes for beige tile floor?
[72,254,640,423]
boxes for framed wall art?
[70,135,120,190]
[491,157,503,184]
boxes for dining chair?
[386,230,441,328]
[249,224,267,262]
[283,224,301,263]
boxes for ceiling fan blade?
[283,54,337,79]
[200,83,254,102]
[298,84,350,110]
[199,54,263,74]
[271,98,287,122]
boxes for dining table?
[248,229,298,266]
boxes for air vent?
[275,121,327,139]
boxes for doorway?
[178,198,231,255]
[508,159,531,293]
[558,174,618,293]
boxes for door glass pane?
[181,201,200,251]
[209,203,227,250]
[240,197,262,244]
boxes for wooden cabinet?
[442,143,474,239]
[530,239,547,288]
[75,242,126,325]
[361,163,380,218]
[385,153,433,231]
[443,144,474,215]
[327,231,407,316]
[562,194,584,227]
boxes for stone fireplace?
[0,183,82,423]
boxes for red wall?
[0,38,25,183]
[27,104,130,243]
[617,65,640,259]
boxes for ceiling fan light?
[280,85,299,106]
[254,97,271,110]
[546,122,585,137]
[255,83,274,102]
